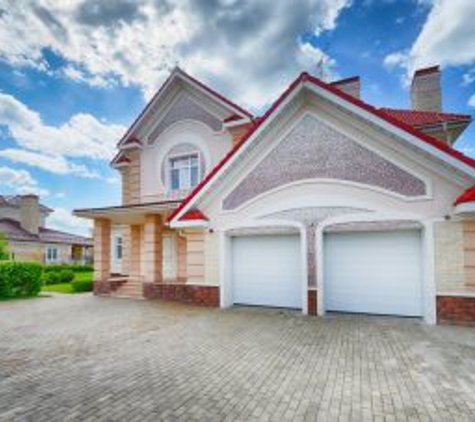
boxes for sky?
[0,0,474,236]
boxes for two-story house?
[76,66,475,325]
[1,194,92,264]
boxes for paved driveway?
[1,295,475,421]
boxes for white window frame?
[168,153,201,192]
[46,246,59,263]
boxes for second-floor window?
[169,154,200,191]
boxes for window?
[46,246,58,263]
[169,154,200,191]
[115,236,123,261]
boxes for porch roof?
[74,200,181,224]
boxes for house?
[0,194,93,264]
[75,66,475,325]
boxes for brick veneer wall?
[437,296,475,326]
[143,282,219,307]
[308,289,318,316]
[93,279,124,296]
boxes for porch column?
[93,218,111,294]
[129,224,142,278]
[143,214,163,298]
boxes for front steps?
[110,277,144,299]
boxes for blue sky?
[0,0,474,235]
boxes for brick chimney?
[20,194,40,235]
[411,65,442,112]
[330,76,360,99]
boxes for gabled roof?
[169,71,475,223]
[117,67,253,148]
[0,218,92,246]
[380,108,471,128]
[178,209,208,222]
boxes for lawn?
[41,271,93,294]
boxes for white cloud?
[384,0,475,77]
[47,207,92,237]
[468,94,475,108]
[0,0,351,109]
[0,93,125,160]
[0,166,49,196]
[0,149,99,178]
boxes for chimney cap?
[413,65,440,78]
[331,76,360,86]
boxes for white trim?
[437,291,475,298]
[454,201,475,215]
[171,219,209,229]
[220,178,431,217]
[421,220,437,324]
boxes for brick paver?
[1,294,475,421]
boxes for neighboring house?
[0,195,92,264]
[76,66,475,325]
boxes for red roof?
[122,137,142,146]
[455,186,475,205]
[223,114,243,123]
[178,209,208,221]
[380,108,471,127]
[169,71,475,223]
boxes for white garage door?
[232,235,302,308]
[324,230,423,316]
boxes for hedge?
[71,279,93,293]
[43,264,93,273]
[0,262,43,299]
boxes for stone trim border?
[437,295,475,326]
[143,283,219,307]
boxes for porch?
[75,202,219,306]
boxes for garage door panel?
[232,235,302,308]
[324,231,423,316]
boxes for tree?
[0,231,9,260]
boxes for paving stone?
[1,294,475,421]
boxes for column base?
[437,295,475,326]
[308,289,318,316]
[143,283,219,307]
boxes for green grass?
[41,271,93,294]
[41,283,74,293]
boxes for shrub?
[71,279,93,293]
[58,269,75,283]
[43,264,93,273]
[42,271,61,285]
[0,262,42,298]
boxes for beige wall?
[8,241,72,263]
[434,221,466,292]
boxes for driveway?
[1,295,475,421]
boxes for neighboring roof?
[454,186,475,205]
[380,108,471,128]
[0,195,52,213]
[330,76,360,86]
[117,67,253,147]
[169,71,475,223]
[0,218,92,246]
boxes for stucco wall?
[140,119,232,203]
